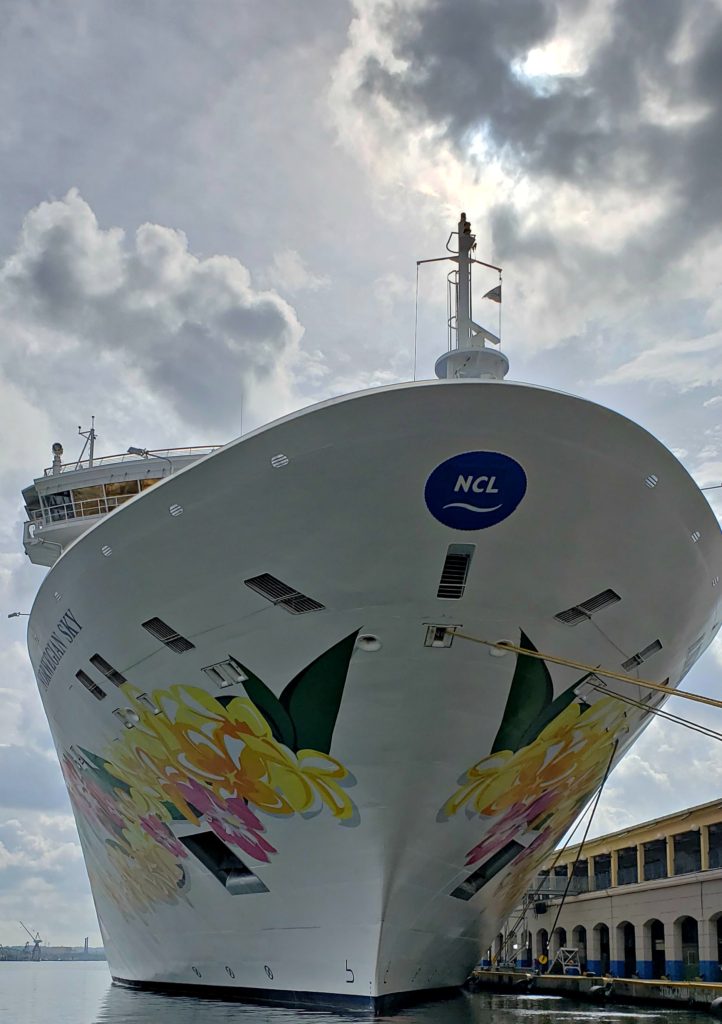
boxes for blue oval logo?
[424,451,527,530]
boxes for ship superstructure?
[21,215,722,1012]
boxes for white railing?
[43,446,220,476]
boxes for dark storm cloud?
[353,0,722,262]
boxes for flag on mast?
[483,284,501,303]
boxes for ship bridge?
[23,442,219,567]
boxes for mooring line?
[451,631,722,713]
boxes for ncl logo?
[424,451,527,531]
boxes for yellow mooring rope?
[450,631,722,713]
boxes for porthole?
[356,634,382,652]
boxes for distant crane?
[19,921,42,961]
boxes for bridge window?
[43,491,73,521]
[139,477,161,490]
[72,485,106,517]
[105,479,140,508]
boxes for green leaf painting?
[222,629,359,756]
[492,631,588,754]
[279,630,360,754]
[239,665,297,750]
[491,630,553,753]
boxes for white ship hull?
[27,380,722,1011]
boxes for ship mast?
[431,212,509,381]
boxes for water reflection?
[1,961,713,1024]
[93,986,710,1024]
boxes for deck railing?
[43,446,220,476]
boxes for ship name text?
[37,609,83,689]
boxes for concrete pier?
[468,967,722,1010]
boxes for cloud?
[337,0,722,245]
[0,747,68,811]
[590,648,722,839]
[601,330,722,389]
[331,0,722,372]
[262,249,330,294]
[0,811,99,945]
[0,190,304,434]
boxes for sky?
[1,0,722,946]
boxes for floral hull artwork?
[439,632,631,910]
[63,623,632,926]
[62,631,361,914]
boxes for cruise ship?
[21,215,722,1011]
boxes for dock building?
[488,799,722,981]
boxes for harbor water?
[0,962,715,1024]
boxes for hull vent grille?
[278,593,325,614]
[141,617,196,653]
[244,574,325,615]
[75,670,106,700]
[555,588,621,625]
[437,545,474,599]
[89,654,126,687]
[621,639,663,671]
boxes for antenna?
[76,416,97,469]
[418,213,508,381]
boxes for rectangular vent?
[555,588,621,626]
[75,670,106,701]
[278,593,325,614]
[683,633,705,672]
[244,574,325,615]
[202,656,248,689]
[164,635,196,653]
[687,634,705,658]
[89,654,126,687]
[437,545,474,600]
[141,617,195,653]
[621,639,663,672]
[180,831,268,895]
[450,840,525,901]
